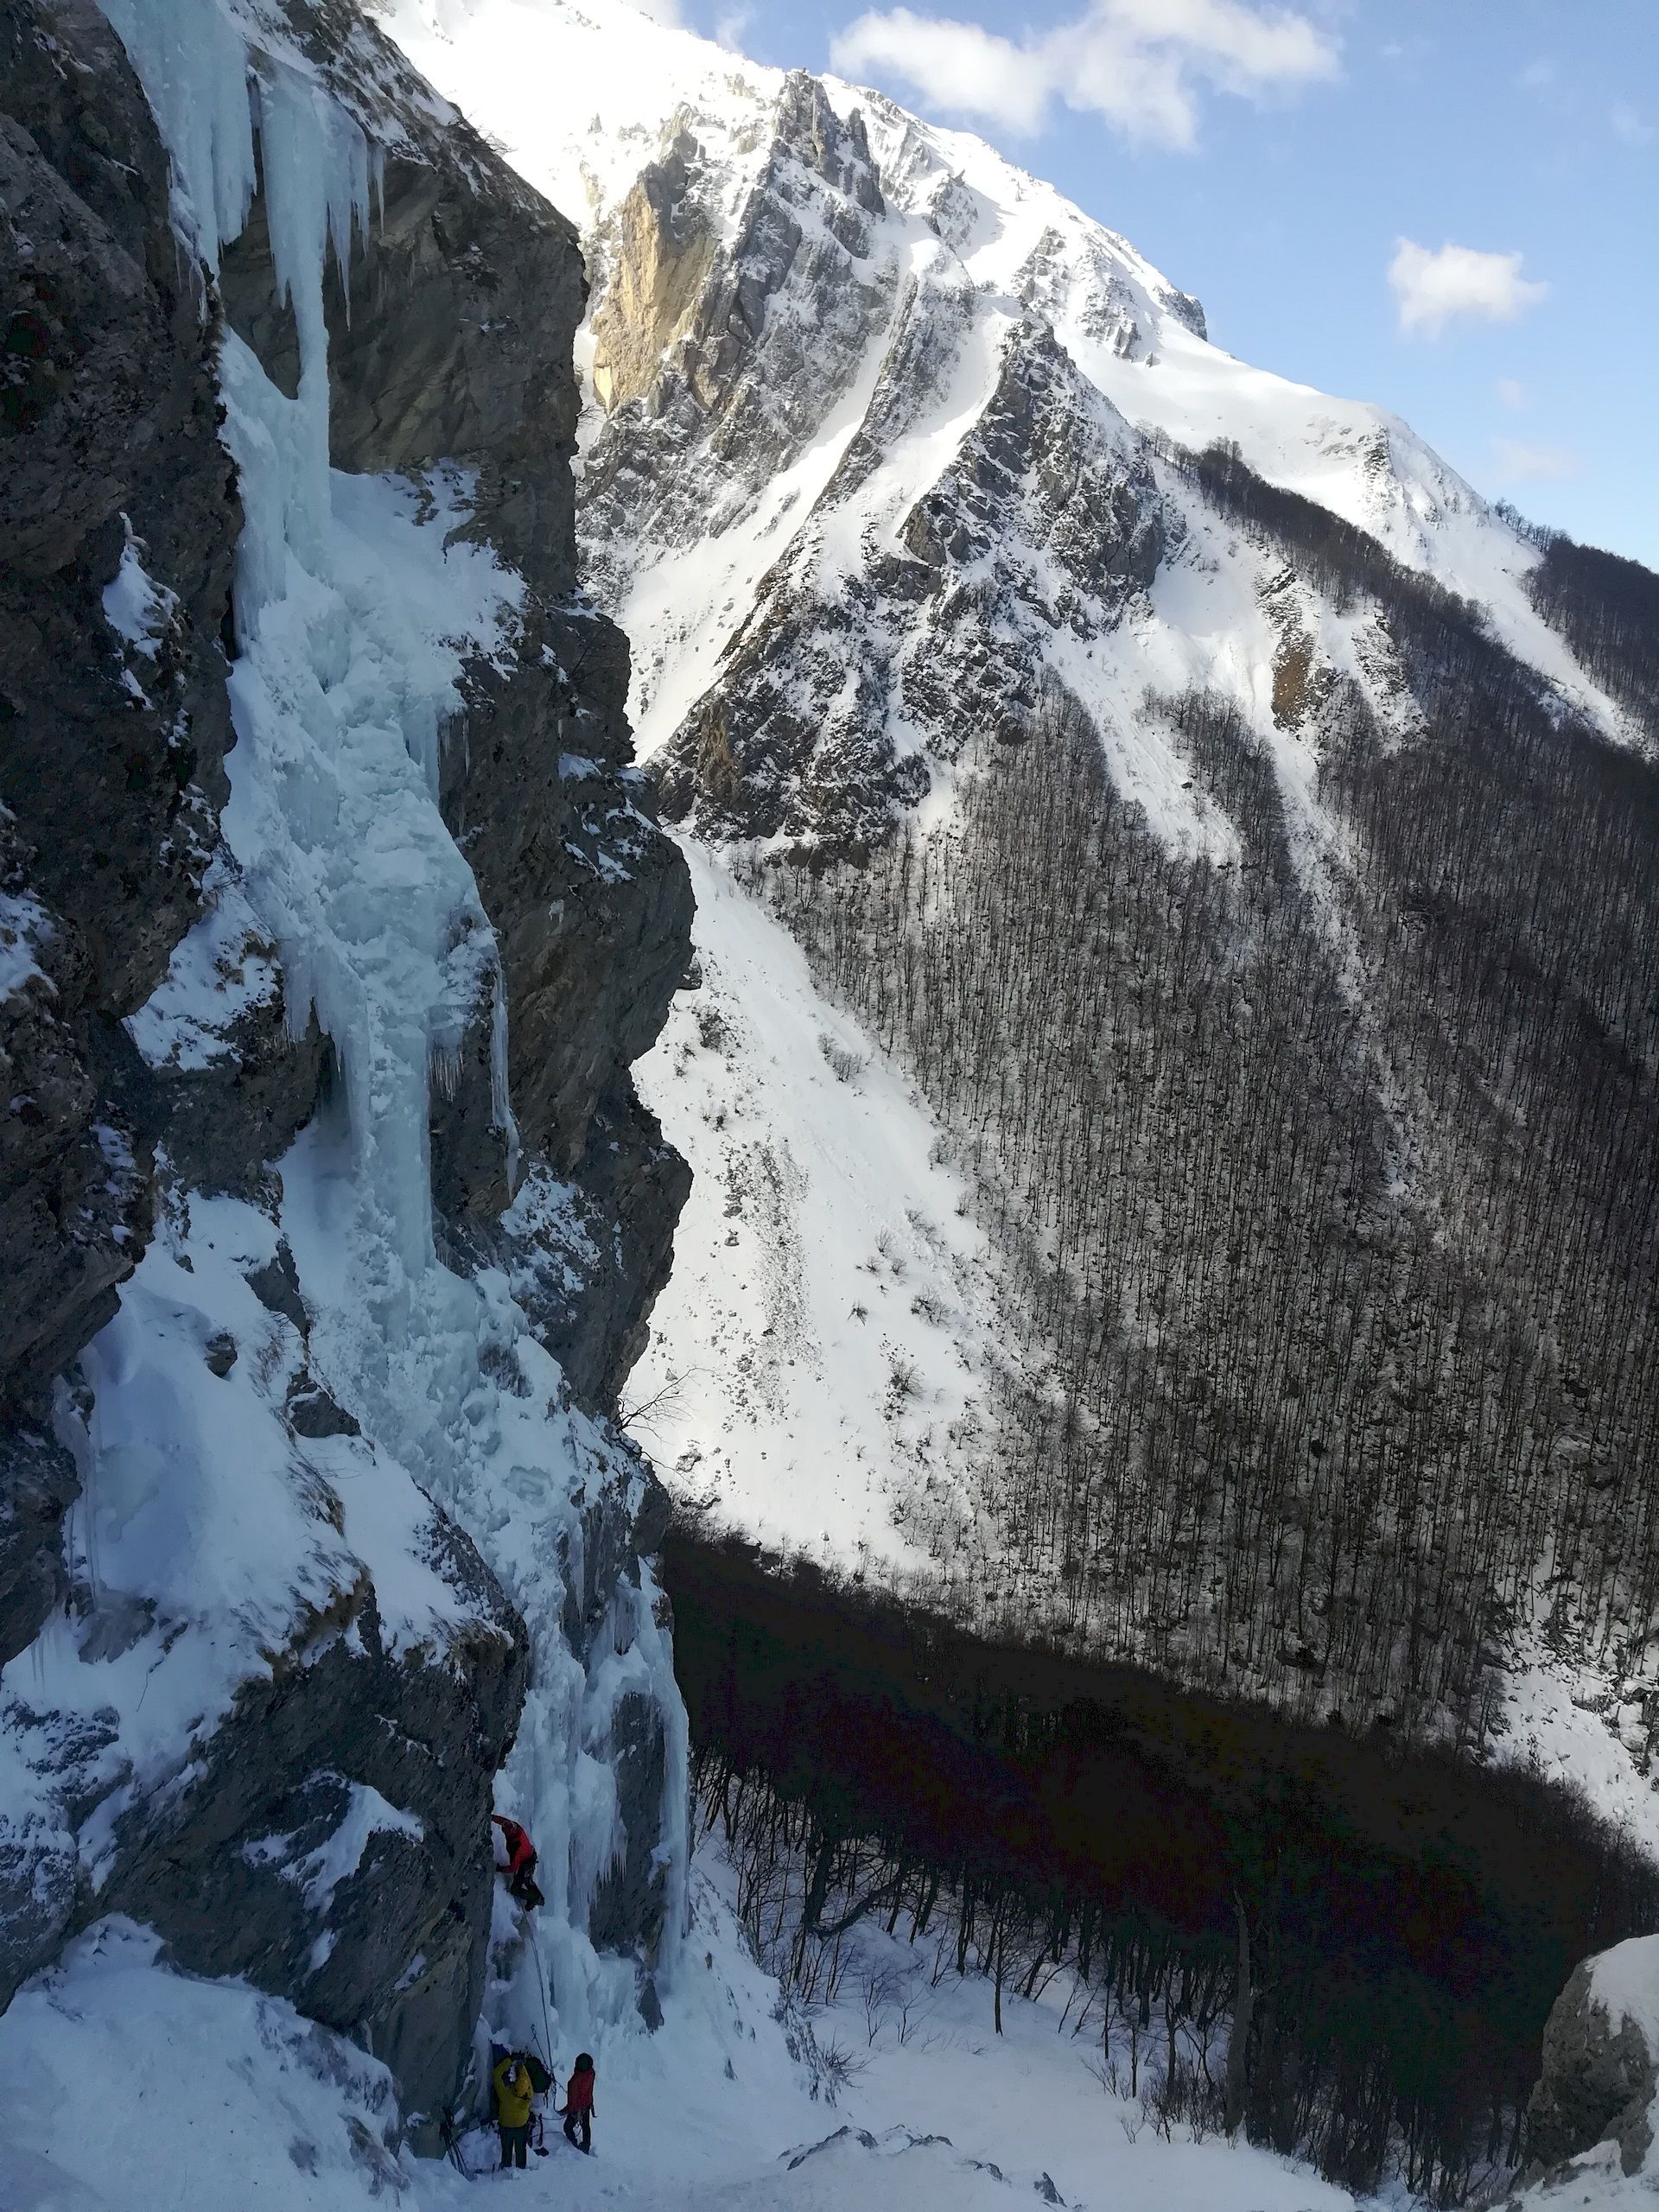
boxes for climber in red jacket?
[492,1814,543,1908]
[561,2053,596,2155]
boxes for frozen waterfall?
[91,0,688,2112]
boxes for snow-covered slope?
[623,843,998,1574]
[0,1834,1365,2211]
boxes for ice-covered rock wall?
[0,0,691,2152]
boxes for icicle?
[634,1558,690,1990]
[429,1039,462,1103]
[247,62,372,567]
[94,0,257,265]
[490,954,523,1200]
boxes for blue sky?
[662,0,1658,569]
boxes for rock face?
[0,0,692,2148]
[580,70,894,631]
[91,1549,529,2125]
[1527,1942,1659,2177]
[659,315,1166,845]
[0,1421,78,1668]
[588,72,884,442]
[0,0,238,1408]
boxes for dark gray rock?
[247,1239,309,1337]
[284,1377,360,1440]
[496,1105,690,1413]
[0,867,149,1401]
[448,607,691,1193]
[0,1418,78,1667]
[203,1329,238,1377]
[127,977,333,1205]
[0,0,241,1413]
[0,0,235,994]
[1527,1950,1659,2177]
[90,1519,529,2139]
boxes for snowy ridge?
[384,0,1635,759]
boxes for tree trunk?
[1224,1890,1254,2139]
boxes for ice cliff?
[0,0,692,2154]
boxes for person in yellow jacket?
[493,2050,536,2171]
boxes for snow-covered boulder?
[1527,1937,1659,2177]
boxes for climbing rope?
[444,1891,557,2179]
[527,1915,556,2066]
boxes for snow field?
[1497,1645,1659,1866]
[630,844,998,1576]
[0,1838,1366,2212]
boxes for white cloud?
[715,4,754,49]
[1494,438,1581,482]
[1497,376,1526,410]
[830,0,1339,149]
[834,9,1052,131]
[1388,239,1548,337]
[1517,56,1555,92]
[1611,101,1655,146]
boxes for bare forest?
[741,447,1659,1738]
[669,1530,1659,2205]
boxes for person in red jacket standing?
[491,1813,543,1908]
[561,2053,596,2154]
